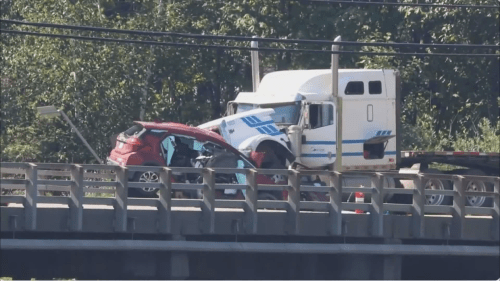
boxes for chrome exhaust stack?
[332,36,342,172]
[251,36,260,92]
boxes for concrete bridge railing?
[1,162,499,240]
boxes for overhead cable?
[307,0,500,9]
[2,29,499,58]
[1,19,498,51]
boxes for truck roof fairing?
[234,69,396,105]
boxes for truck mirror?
[303,104,310,129]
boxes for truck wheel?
[130,171,159,198]
[256,145,284,169]
[256,144,288,184]
[461,169,492,207]
[423,169,452,206]
[383,176,396,202]
[388,179,412,204]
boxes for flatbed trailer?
[400,151,499,176]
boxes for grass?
[429,163,468,172]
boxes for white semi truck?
[198,42,498,207]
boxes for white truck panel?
[237,134,290,158]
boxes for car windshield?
[236,102,301,125]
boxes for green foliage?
[1,0,498,164]
[453,118,500,152]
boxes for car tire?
[257,192,283,210]
[258,192,283,201]
[129,170,159,198]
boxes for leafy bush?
[453,118,500,153]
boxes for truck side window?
[369,81,382,94]
[345,81,364,95]
[309,104,334,129]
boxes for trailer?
[397,151,499,207]
[400,151,499,176]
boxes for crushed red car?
[107,121,285,198]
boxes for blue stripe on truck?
[241,117,274,128]
[301,151,397,157]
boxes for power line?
[307,0,500,9]
[2,29,499,58]
[1,19,498,51]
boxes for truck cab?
[212,69,399,171]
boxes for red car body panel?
[136,121,237,153]
[109,122,243,167]
[109,134,166,167]
[108,122,280,184]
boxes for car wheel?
[130,171,159,198]
[257,192,284,210]
[258,192,282,201]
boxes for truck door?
[300,101,336,168]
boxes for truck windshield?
[236,103,301,125]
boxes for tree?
[2,0,498,164]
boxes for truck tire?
[459,169,492,207]
[388,178,412,204]
[255,144,289,185]
[256,145,284,169]
[383,176,396,202]
[423,169,453,206]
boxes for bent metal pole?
[332,36,342,172]
[59,110,104,164]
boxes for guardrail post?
[328,171,342,236]
[370,173,384,237]
[24,163,38,230]
[201,168,215,234]
[492,178,499,241]
[244,169,258,234]
[451,175,465,239]
[412,174,425,238]
[158,167,172,234]
[286,169,300,235]
[114,166,128,232]
[69,164,84,231]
